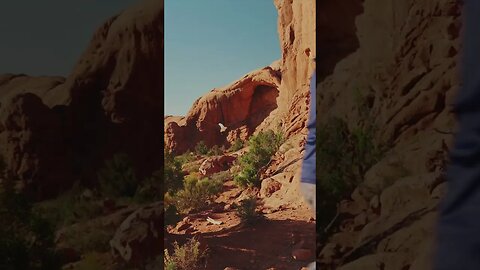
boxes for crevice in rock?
[247,85,279,130]
[341,206,436,265]
[401,72,427,95]
[289,25,295,44]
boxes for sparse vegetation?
[73,252,109,270]
[98,153,138,198]
[165,152,185,194]
[175,151,196,165]
[234,130,284,187]
[229,139,244,152]
[236,196,263,226]
[317,113,384,236]
[134,170,163,203]
[194,141,209,156]
[35,183,103,227]
[209,171,231,183]
[164,203,181,228]
[0,177,61,269]
[164,237,207,270]
[61,226,113,253]
[207,145,223,156]
[171,176,223,214]
[181,162,201,175]
[317,118,354,232]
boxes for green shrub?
[234,130,284,187]
[182,162,201,174]
[134,170,163,203]
[194,141,209,156]
[317,117,383,236]
[0,178,61,269]
[209,171,231,183]
[98,153,138,198]
[62,227,113,253]
[74,252,108,270]
[234,163,258,187]
[229,139,244,152]
[172,176,222,214]
[164,237,207,270]
[207,145,223,156]
[165,152,185,194]
[164,203,181,228]
[36,183,103,227]
[174,152,196,165]
[236,196,263,226]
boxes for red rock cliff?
[164,0,316,154]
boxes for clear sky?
[165,0,280,116]
[0,0,138,77]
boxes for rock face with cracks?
[316,0,461,269]
[0,0,164,198]
[164,66,281,154]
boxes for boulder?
[260,178,282,198]
[110,202,163,266]
[199,155,236,176]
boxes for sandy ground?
[165,180,316,270]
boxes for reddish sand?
[165,180,316,270]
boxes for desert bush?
[0,178,61,269]
[234,130,284,187]
[236,196,263,226]
[174,151,196,164]
[36,183,103,227]
[165,152,185,194]
[172,176,222,214]
[164,203,181,228]
[234,163,258,187]
[209,171,231,183]
[229,139,244,152]
[164,237,207,270]
[181,162,201,174]
[134,170,163,203]
[62,226,113,253]
[98,153,138,198]
[229,163,242,175]
[207,145,223,156]
[194,141,209,156]
[316,118,352,234]
[317,117,384,236]
[74,252,108,270]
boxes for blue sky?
[0,0,137,76]
[165,0,280,116]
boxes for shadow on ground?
[166,218,315,270]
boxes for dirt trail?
[166,180,316,270]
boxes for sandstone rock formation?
[110,202,163,267]
[164,1,316,214]
[64,0,164,183]
[165,0,316,154]
[0,0,164,196]
[164,66,281,154]
[317,0,461,268]
[273,0,316,105]
[199,154,236,177]
[0,74,65,108]
[271,0,316,137]
[0,93,71,199]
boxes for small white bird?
[218,122,227,133]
